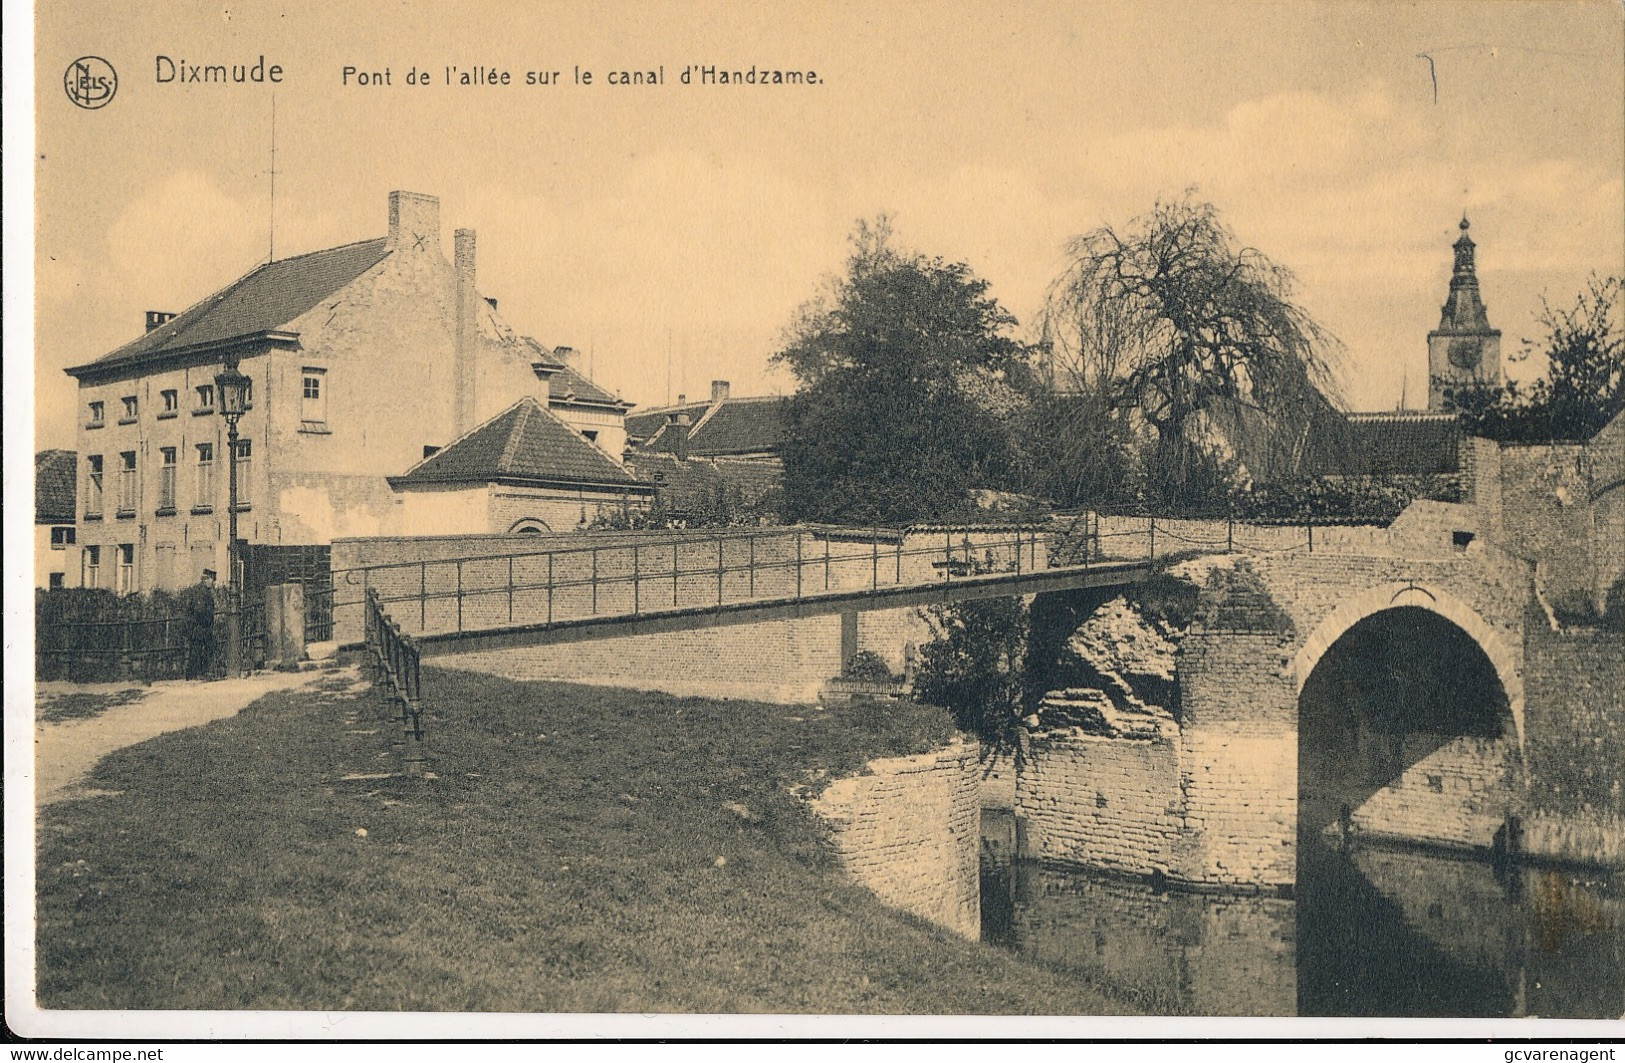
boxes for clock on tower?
[1427,216,1502,411]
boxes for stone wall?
[1498,443,1598,615]
[810,736,982,938]
[1521,621,1625,867]
[1017,730,1185,879]
[1177,632,1300,886]
[1347,734,1520,851]
[440,613,844,704]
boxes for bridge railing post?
[716,535,725,608]
[591,548,599,615]
[1307,515,1314,553]
[1228,514,1234,554]
[673,539,680,607]
[419,561,427,630]
[824,536,831,591]
[633,543,641,615]
[507,555,514,624]
[1149,516,1156,563]
[944,530,952,583]
[547,552,554,626]
[749,535,756,598]
[895,535,902,585]
[456,560,464,632]
[871,527,878,592]
[796,533,803,599]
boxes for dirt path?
[34,670,336,806]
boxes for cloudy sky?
[30,0,1624,450]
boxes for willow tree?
[1041,195,1342,505]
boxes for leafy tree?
[1041,194,1342,506]
[1449,274,1624,443]
[773,218,1035,524]
[913,597,1034,754]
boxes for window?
[301,367,327,425]
[195,384,215,412]
[157,447,177,513]
[50,526,75,549]
[85,455,104,517]
[87,401,105,427]
[581,430,599,443]
[194,444,215,511]
[159,389,179,417]
[117,544,136,595]
[84,545,101,588]
[120,395,139,423]
[233,439,252,508]
[49,573,64,590]
[117,451,137,516]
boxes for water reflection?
[981,809,1623,1017]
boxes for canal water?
[980,808,1624,1017]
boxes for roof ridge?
[499,398,538,472]
[266,234,388,265]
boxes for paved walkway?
[34,670,332,807]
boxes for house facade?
[35,450,77,589]
[63,190,634,592]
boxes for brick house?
[62,190,635,592]
[35,449,77,589]
[624,379,787,519]
[388,396,654,534]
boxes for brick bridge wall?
[1020,532,1542,887]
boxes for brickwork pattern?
[1521,623,1625,867]
[810,737,982,938]
[1349,734,1520,851]
[1017,731,1185,878]
[441,613,843,703]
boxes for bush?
[842,650,899,683]
[913,598,1035,754]
[36,584,221,682]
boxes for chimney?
[145,311,176,332]
[453,228,477,435]
[387,191,442,254]
[669,412,692,462]
[531,361,556,406]
[553,346,578,364]
[711,380,730,403]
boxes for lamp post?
[215,358,251,676]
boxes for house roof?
[391,397,646,491]
[626,401,711,443]
[625,451,784,502]
[1301,412,1463,477]
[549,362,625,408]
[68,238,391,376]
[632,395,788,457]
[36,449,77,523]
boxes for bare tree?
[1041,194,1343,501]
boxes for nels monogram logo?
[65,56,118,109]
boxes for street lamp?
[215,358,251,675]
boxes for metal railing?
[335,525,1074,641]
[364,587,424,743]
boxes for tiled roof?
[626,452,783,505]
[626,402,710,443]
[391,397,645,489]
[549,362,624,407]
[1302,412,1463,477]
[632,395,788,456]
[36,450,77,523]
[71,238,391,374]
[685,396,787,456]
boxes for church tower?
[1427,216,1502,410]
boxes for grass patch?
[36,687,150,725]
[37,664,1134,1015]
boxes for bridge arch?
[1291,581,1524,753]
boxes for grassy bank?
[37,663,1131,1014]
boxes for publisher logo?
[65,56,117,109]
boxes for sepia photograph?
[7,0,1624,1042]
